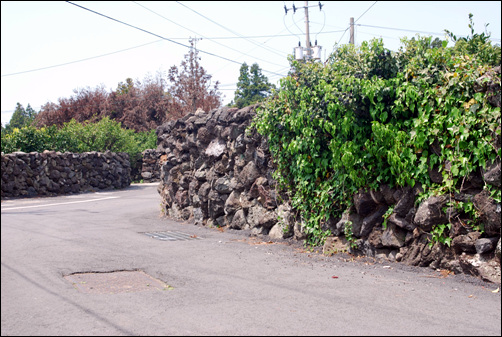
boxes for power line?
[176,30,347,39]
[335,1,377,46]
[1,24,329,79]
[357,24,501,43]
[175,1,285,59]
[65,2,240,66]
[336,27,351,46]
[358,24,447,37]
[354,1,377,23]
[356,29,400,41]
[1,39,163,77]
[133,2,288,71]
[65,1,286,78]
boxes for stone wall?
[131,149,164,183]
[156,103,501,283]
[1,150,131,198]
[156,104,293,235]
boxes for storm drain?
[142,231,201,241]
[64,270,173,294]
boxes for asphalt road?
[1,183,501,336]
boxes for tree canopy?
[232,62,275,108]
[33,38,222,132]
[3,103,38,135]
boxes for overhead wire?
[1,0,293,116]
[291,2,305,39]
[314,9,326,42]
[172,1,291,81]
[284,13,302,44]
[3,1,290,115]
[2,25,341,78]
[1,2,375,80]
[132,1,288,73]
[354,1,378,24]
[355,24,502,42]
[7,1,491,96]
[175,1,286,59]
[1,39,163,77]
[335,1,378,48]
[358,24,449,37]
[64,1,274,74]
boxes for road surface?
[1,183,500,335]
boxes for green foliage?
[3,103,38,134]
[343,221,358,249]
[445,13,501,66]
[429,223,452,248]
[446,199,484,234]
[232,63,276,108]
[382,205,395,229]
[252,19,500,246]
[1,117,156,169]
[116,77,135,96]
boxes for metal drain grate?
[142,231,201,241]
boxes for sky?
[1,1,501,127]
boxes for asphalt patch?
[64,270,173,294]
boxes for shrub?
[252,32,500,246]
[1,117,157,170]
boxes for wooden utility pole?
[190,37,202,112]
[305,1,311,59]
[349,17,354,45]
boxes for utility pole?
[190,37,202,112]
[284,1,324,61]
[349,17,355,45]
[305,1,311,60]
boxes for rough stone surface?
[1,150,131,198]
[156,104,279,235]
[483,160,501,187]
[413,195,448,232]
[131,149,164,183]
[475,237,499,255]
[473,190,501,237]
[154,102,501,283]
[452,232,482,254]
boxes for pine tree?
[25,104,38,125]
[233,63,275,108]
[4,103,33,133]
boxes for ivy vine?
[252,19,500,246]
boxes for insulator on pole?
[295,42,304,60]
[312,43,322,60]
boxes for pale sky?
[2,1,501,126]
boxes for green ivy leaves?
[253,35,500,246]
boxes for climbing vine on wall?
[252,25,501,246]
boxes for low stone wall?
[131,149,164,183]
[156,105,501,283]
[1,150,131,198]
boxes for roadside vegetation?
[1,38,221,170]
[1,38,277,173]
[252,14,501,246]
[1,117,157,171]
